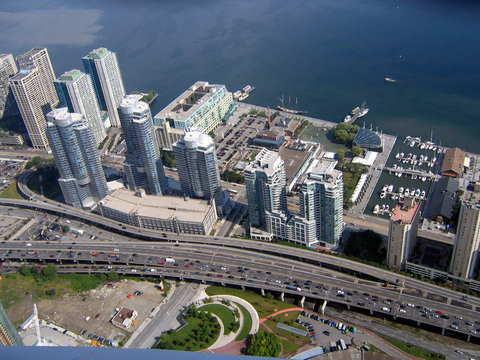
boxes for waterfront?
[0,1,479,152]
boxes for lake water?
[1,0,479,152]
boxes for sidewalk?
[124,282,176,348]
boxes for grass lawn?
[264,312,310,344]
[280,338,304,355]
[379,335,445,360]
[155,316,220,351]
[205,286,295,318]
[199,304,237,335]
[236,303,252,341]
[0,180,22,199]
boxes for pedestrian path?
[259,307,304,323]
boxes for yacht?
[373,204,380,214]
[399,187,404,194]
[387,184,394,192]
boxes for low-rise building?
[111,307,137,329]
[440,147,466,178]
[98,188,217,235]
[154,81,235,134]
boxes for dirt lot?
[37,280,166,343]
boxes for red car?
[435,310,443,315]
[158,261,165,265]
[92,253,98,256]
[185,264,190,268]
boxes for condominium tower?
[173,128,229,216]
[450,191,480,279]
[9,48,58,149]
[82,48,125,127]
[0,54,18,118]
[299,161,344,247]
[55,69,106,145]
[244,148,287,227]
[46,108,109,209]
[386,198,420,271]
[17,48,58,107]
[0,301,23,346]
[119,94,167,195]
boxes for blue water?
[1,0,479,152]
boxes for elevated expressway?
[0,171,477,342]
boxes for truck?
[339,339,347,351]
[165,258,175,263]
[286,285,301,292]
[71,228,84,235]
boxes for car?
[158,261,165,265]
[92,253,98,256]
[323,330,330,336]
[185,264,190,268]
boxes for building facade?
[16,48,58,108]
[244,148,288,227]
[450,191,480,279]
[82,48,125,127]
[9,67,51,149]
[46,108,109,209]
[0,301,23,346]
[119,94,167,195]
[154,81,235,133]
[156,121,184,150]
[98,188,217,235]
[265,211,317,247]
[386,199,420,271]
[0,54,18,118]
[173,128,229,216]
[299,161,344,247]
[55,69,106,146]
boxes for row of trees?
[221,169,245,184]
[247,330,282,357]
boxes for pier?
[381,166,440,181]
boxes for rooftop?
[58,69,82,82]
[119,94,149,114]
[84,47,109,60]
[391,200,419,224]
[440,147,466,177]
[463,190,480,209]
[154,81,224,122]
[245,148,284,176]
[353,128,382,148]
[100,188,214,222]
[179,128,214,149]
[278,146,312,184]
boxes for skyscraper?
[55,69,107,146]
[16,48,58,107]
[386,198,420,271]
[0,301,23,346]
[0,54,18,118]
[9,67,51,149]
[9,48,58,149]
[450,190,480,279]
[46,107,109,209]
[299,161,344,247]
[119,94,167,195]
[244,148,287,227]
[82,48,125,127]
[173,128,229,216]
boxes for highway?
[1,240,479,343]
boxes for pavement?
[125,282,201,349]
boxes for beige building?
[387,198,420,271]
[10,48,58,149]
[98,188,217,235]
[155,121,183,150]
[17,48,58,108]
[450,191,480,279]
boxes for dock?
[381,166,440,181]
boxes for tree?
[41,265,57,277]
[352,146,362,157]
[45,288,56,296]
[19,264,31,276]
[337,150,345,163]
[247,330,281,357]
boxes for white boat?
[391,195,396,200]
[387,185,394,192]
[385,77,397,83]
[409,141,415,147]
[399,187,404,194]
[421,190,426,199]
[380,192,386,199]
[418,161,423,166]
[421,176,427,182]
[373,204,380,214]
[419,143,425,149]
[382,184,388,192]
[432,157,437,162]
[344,115,352,123]
[385,205,390,211]
[415,189,421,197]
[405,188,410,196]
